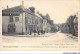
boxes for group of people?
[29,30,45,36]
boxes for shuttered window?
[15,17,19,22]
[9,16,13,22]
[25,17,28,23]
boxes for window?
[40,19,43,23]
[25,17,28,23]
[26,26,27,30]
[9,16,13,22]
[35,20,38,24]
[15,17,19,22]
[8,24,15,33]
[32,19,34,24]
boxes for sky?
[1,0,79,24]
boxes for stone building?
[2,5,26,34]
[2,2,54,35]
[42,16,48,33]
[25,8,42,35]
[47,20,54,32]
[37,12,54,33]
[2,5,42,35]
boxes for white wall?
[14,12,26,34]
[13,15,22,33]
[43,19,47,31]
[2,16,9,32]
[22,12,26,34]
[2,12,26,34]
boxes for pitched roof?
[2,5,25,12]
[35,12,42,18]
[2,5,25,16]
[25,9,35,15]
[2,5,41,18]
[48,20,53,25]
[25,9,41,18]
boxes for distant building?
[41,16,48,33]
[37,11,54,33]
[47,20,54,32]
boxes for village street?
[2,31,78,46]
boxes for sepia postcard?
[0,0,79,51]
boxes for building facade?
[2,5,26,34]
[25,8,42,34]
[2,5,54,35]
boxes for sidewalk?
[15,33,54,37]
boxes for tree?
[66,15,76,35]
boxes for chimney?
[37,11,39,14]
[22,0,24,6]
[29,6,35,13]
[7,5,9,9]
